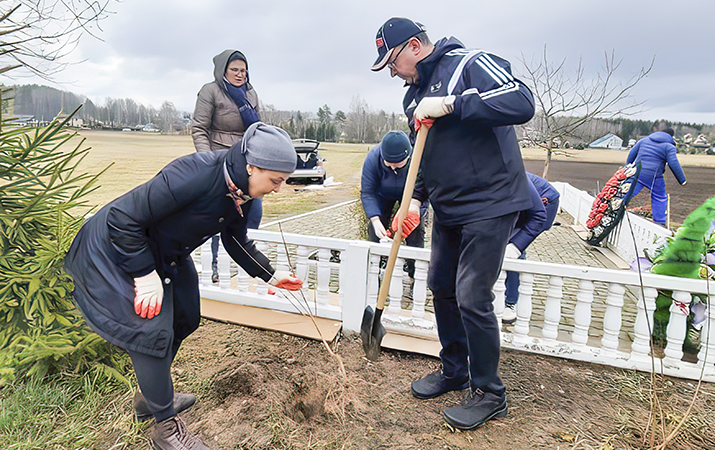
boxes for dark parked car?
[287,139,326,184]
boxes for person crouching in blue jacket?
[360,130,428,278]
[626,120,687,226]
[502,173,560,324]
[64,122,303,450]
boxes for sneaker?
[443,388,508,430]
[211,269,219,284]
[503,304,517,324]
[152,416,211,450]
[134,391,196,422]
[411,370,469,399]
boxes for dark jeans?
[428,212,518,396]
[367,211,426,278]
[505,251,527,305]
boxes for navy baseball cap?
[380,131,412,163]
[371,17,426,71]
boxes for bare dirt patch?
[159,320,715,450]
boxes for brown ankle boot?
[152,416,211,450]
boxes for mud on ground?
[127,320,715,450]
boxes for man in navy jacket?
[360,130,427,277]
[372,17,535,430]
[502,173,560,324]
[626,120,686,226]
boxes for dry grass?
[72,131,371,220]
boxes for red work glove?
[414,118,434,131]
[391,209,421,239]
[269,270,303,291]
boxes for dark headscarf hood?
[212,49,253,93]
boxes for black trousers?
[127,341,181,422]
[428,212,517,396]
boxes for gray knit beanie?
[241,122,297,173]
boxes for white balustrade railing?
[550,181,672,263]
[191,183,711,382]
[196,230,715,383]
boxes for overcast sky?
[11,0,715,124]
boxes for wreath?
[586,162,641,245]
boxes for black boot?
[211,262,219,284]
[411,370,469,399]
[134,391,197,422]
[152,416,211,450]
[443,388,508,430]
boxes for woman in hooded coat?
[65,122,302,450]
[191,49,265,283]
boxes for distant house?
[9,114,35,126]
[589,133,624,149]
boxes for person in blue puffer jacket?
[360,130,428,278]
[626,120,687,225]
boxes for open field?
[76,131,714,225]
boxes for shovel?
[361,125,429,360]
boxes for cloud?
[10,0,715,123]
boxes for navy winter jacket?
[64,149,273,358]
[626,131,686,185]
[406,38,535,226]
[360,144,427,220]
[509,173,560,251]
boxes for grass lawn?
[73,130,370,221]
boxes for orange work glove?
[391,209,421,239]
[269,270,303,291]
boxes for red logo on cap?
[376,37,384,48]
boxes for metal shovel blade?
[360,305,386,361]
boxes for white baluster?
[492,269,507,327]
[572,279,594,345]
[542,276,563,340]
[317,248,330,305]
[388,257,405,316]
[295,245,311,297]
[200,240,212,286]
[218,241,231,289]
[601,283,625,352]
[663,290,692,366]
[631,287,657,358]
[411,260,429,319]
[697,294,715,367]
[276,245,290,273]
[236,265,250,292]
[366,253,380,309]
[255,241,270,295]
[514,272,534,337]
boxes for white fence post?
[572,279,594,346]
[663,290,692,366]
[542,276,563,340]
[513,272,534,340]
[630,287,657,360]
[340,241,371,334]
[601,283,626,354]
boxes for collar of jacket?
[224,149,251,195]
[412,37,465,88]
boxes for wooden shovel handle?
[376,125,429,311]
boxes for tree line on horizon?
[5,83,714,146]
